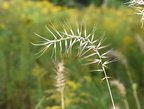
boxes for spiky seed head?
[126,0,144,26]
[55,61,66,92]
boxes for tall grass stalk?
[35,97,46,109]
[54,61,66,109]
[129,0,144,104]
[110,80,129,109]
[32,21,116,109]
[135,35,144,55]
[109,50,141,109]
[135,35,144,109]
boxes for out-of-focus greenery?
[0,0,144,109]
[48,0,126,7]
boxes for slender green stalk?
[38,77,44,109]
[124,98,129,109]
[110,79,129,109]
[102,67,116,109]
[90,39,116,109]
[61,89,65,109]
[109,50,141,109]
[133,85,141,109]
[127,68,141,109]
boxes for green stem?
[124,98,130,109]
[133,87,141,109]
[126,67,141,109]
[61,89,65,109]
[102,67,116,109]
[38,77,43,109]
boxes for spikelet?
[126,0,144,26]
[126,0,144,6]
[110,80,126,98]
[108,50,128,68]
[55,61,66,92]
[110,105,121,109]
[135,35,144,54]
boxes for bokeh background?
[0,0,144,109]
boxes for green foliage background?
[0,0,144,109]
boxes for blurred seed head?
[135,34,144,54]
[108,50,128,68]
[110,80,126,98]
[110,105,121,109]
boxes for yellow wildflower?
[42,7,48,14]
[84,75,91,83]
[51,6,61,13]
[26,1,32,6]
[50,106,61,109]
[0,24,6,29]
[45,1,53,8]
[45,106,61,109]
[32,64,47,77]
[123,36,133,46]
[81,92,88,97]
[37,1,43,7]
[2,2,9,9]
[66,80,80,90]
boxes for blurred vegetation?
[47,0,127,7]
[0,0,144,109]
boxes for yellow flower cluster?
[83,75,91,83]
[66,80,80,90]
[45,106,61,109]
[81,92,88,97]
[0,0,68,25]
[32,64,47,77]
[0,24,6,29]
[2,2,9,9]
